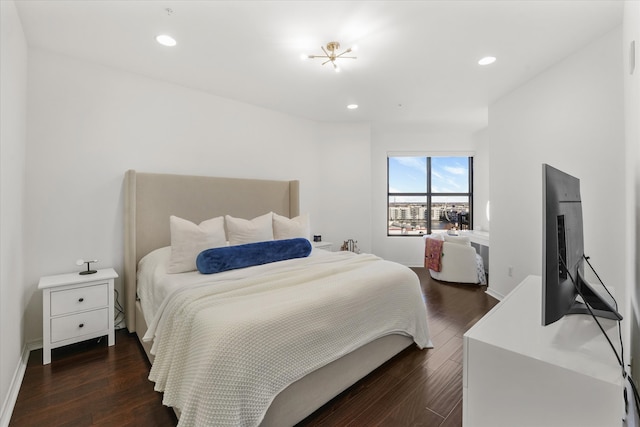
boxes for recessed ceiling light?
[478,56,496,66]
[156,34,177,47]
[347,104,358,110]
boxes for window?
[388,155,473,236]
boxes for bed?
[123,170,431,426]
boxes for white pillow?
[167,215,226,274]
[273,213,310,240]
[225,212,274,246]
[443,234,471,246]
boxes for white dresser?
[463,275,623,426]
[38,268,118,364]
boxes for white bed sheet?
[137,246,337,326]
[138,248,431,427]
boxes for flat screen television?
[541,164,623,326]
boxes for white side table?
[312,241,333,251]
[38,268,118,364]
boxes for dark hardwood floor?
[10,268,497,427]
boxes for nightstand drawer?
[50,283,108,316]
[50,308,109,343]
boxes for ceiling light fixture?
[307,41,357,72]
[347,104,358,110]
[478,56,496,66]
[156,34,177,47]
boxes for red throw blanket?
[425,238,443,271]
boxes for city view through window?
[388,156,472,236]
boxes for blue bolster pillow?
[196,238,312,274]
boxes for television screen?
[541,164,622,326]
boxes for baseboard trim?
[27,339,43,351]
[0,341,37,427]
[485,286,504,301]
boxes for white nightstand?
[312,241,333,251]
[38,268,118,364]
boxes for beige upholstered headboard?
[123,170,300,332]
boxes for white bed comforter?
[143,250,430,427]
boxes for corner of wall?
[0,0,29,423]
[624,0,640,390]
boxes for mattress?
[137,248,430,426]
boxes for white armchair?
[424,234,486,284]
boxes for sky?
[388,156,469,196]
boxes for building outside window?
[388,155,473,236]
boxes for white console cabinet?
[463,275,623,427]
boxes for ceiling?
[14,0,624,131]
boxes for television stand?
[463,275,623,426]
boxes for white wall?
[488,27,625,303]
[624,0,640,404]
[473,128,491,233]
[370,129,478,266]
[0,0,27,423]
[23,49,328,343]
[315,123,372,253]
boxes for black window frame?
[387,155,474,236]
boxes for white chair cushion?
[427,233,445,241]
[443,234,471,246]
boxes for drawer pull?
[79,323,84,328]
[78,298,84,302]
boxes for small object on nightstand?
[340,239,360,253]
[38,268,118,364]
[76,258,98,275]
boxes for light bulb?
[478,56,496,66]
[156,34,177,47]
